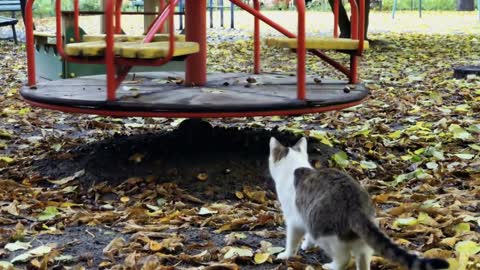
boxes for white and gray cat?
[268,137,449,270]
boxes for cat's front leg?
[277,224,304,260]
[301,233,315,251]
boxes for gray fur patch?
[272,145,289,163]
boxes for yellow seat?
[116,41,199,59]
[65,41,106,57]
[65,41,199,59]
[82,34,185,42]
[34,31,57,45]
[265,37,369,51]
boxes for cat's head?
[268,137,309,181]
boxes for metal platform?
[20,72,370,118]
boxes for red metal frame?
[24,98,367,118]
[333,0,339,38]
[23,0,367,115]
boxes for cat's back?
[294,167,373,212]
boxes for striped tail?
[349,213,449,270]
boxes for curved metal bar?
[296,0,306,100]
[25,0,36,86]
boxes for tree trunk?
[328,0,370,40]
[456,0,474,10]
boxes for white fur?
[269,137,374,270]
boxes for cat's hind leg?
[351,242,373,270]
[277,225,304,260]
[321,241,350,270]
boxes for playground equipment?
[20,0,369,118]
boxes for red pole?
[296,0,306,100]
[185,0,207,86]
[348,0,358,39]
[74,0,80,40]
[253,0,260,74]
[358,0,365,53]
[159,0,165,32]
[25,0,36,87]
[115,0,122,34]
[333,0,339,38]
[105,0,116,101]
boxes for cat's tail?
[350,213,449,270]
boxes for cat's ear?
[270,137,288,162]
[294,167,314,187]
[292,137,307,154]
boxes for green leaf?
[454,153,474,160]
[11,245,52,263]
[360,160,377,170]
[332,151,350,168]
[467,124,480,133]
[54,255,75,262]
[223,247,253,259]
[454,223,471,235]
[426,161,438,170]
[0,156,15,164]
[309,130,333,147]
[0,261,13,268]
[38,206,59,221]
[388,130,403,139]
[5,241,31,252]
[454,104,470,112]
[469,144,480,151]
[448,124,472,140]
[429,91,443,105]
[393,217,418,227]
[455,240,480,257]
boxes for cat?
[268,137,449,270]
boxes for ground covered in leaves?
[0,16,480,270]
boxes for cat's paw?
[301,238,314,251]
[276,251,292,260]
[322,262,336,270]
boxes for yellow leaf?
[120,196,130,203]
[235,191,244,199]
[149,241,162,252]
[254,253,270,264]
[454,223,470,235]
[440,237,458,248]
[197,173,208,181]
[417,212,438,226]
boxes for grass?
[28,10,480,36]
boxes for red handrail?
[229,0,350,77]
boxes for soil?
[4,119,337,269]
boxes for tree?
[456,0,474,11]
[328,0,371,40]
